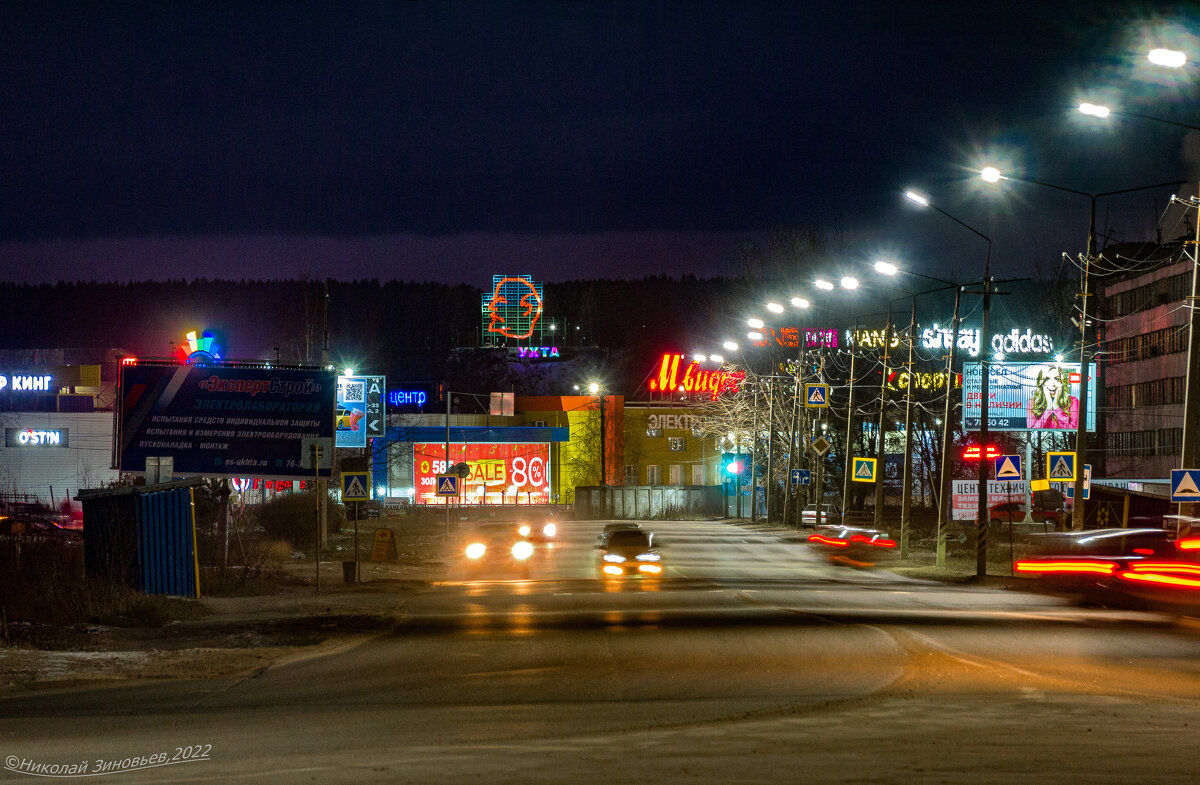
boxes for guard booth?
[74,479,203,598]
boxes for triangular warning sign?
[807,386,826,405]
[1049,456,1072,479]
[1176,473,1200,497]
[438,476,458,494]
[996,457,1020,479]
[855,461,873,478]
[345,477,367,498]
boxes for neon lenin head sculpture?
[485,276,543,340]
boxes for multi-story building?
[1100,238,1190,483]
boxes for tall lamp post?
[1077,81,1200,527]
[588,382,606,519]
[904,190,991,572]
[980,168,1184,531]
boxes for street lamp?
[904,189,991,573]
[588,381,606,519]
[979,168,1184,532]
[873,259,960,560]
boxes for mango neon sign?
[648,354,745,400]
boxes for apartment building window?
[646,428,662,438]
[1106,430,1156,457]
[1106,326,1188,365]
[646,465,661,485]
[1157,428,1183,456]
[1106,271,1190,319]
[668,437,685,451]
[669,464,683,485]
[691,465,706,485]
[625,465,638,484]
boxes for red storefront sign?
[647,354,745,400]
[413,442,550,505]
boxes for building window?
[646,465,661,485]
[669,464,683,485]
[668,437,685,451]
[692,465,705,486]
[646,428,662,438]
[625,464,638,484]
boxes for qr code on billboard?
[343,380,366,403]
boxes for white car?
[800,504,841,526]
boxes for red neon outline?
[485,276,543,340]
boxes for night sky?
[2,1,1198,287]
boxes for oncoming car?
[456,523,537,577]
[517,518,558,542]
[597,528,662,578]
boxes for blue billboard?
[119,363,336,478]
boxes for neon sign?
[174,330,223,364]
[850,328,901,350]
[750,327,839,349]
[885,369,961,392]
[482,274,543,341]
[389,390,429,407]
[0,375,53,392]
[515,346,560,359]
[648,354,745,400]
[4,428,68,447]
[922,325,1055,357]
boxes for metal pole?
[899,296,916,558]
[841,322,858,519]
[874,306,893,530]
[1071,197,1096,531]
[936,357,959,559]
[750,385,759,522]
[445,391,451,531]
[765,378,774,523]
[813,355,826,526]
[599,391,606,519]
[1180,182,1200,535]
[976,272,993,577]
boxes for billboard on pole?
[962,362,1096,432]
[119,362,336,478]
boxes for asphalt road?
[4,519,1200,784]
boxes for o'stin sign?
[5,428,69,447]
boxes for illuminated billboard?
[481,274,544,343]
[962,362,1096,432]
[413,442,550,505]
[647,353,745,399]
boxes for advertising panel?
[335,375,368,448]
[951,479,1029,521]
[119,363,336,478]
[413,442,550,505]
[962,362,1096,432]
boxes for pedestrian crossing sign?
[1047,451,1076,482]
[805,383,830,408]
[851,457,877,483]
[436,473,459,496]
[341,471,370,502]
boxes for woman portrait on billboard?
[1026,364,1078,429]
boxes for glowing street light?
[814,279,834,291]
[791,296,810,309]
[873,260,898,276]
[723,340,738,351]
[747,318,765,329]
[904,190,929,206]
[767,302,784,314]
[1078,102,1111,118]
[1149,48,1187,68]
[840,276,859,290]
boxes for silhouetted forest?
[0,275,742,396]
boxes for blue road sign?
[851,457,877,483]
[1065,465,1091,500]
[1047,451,1076,482]
[342,471,370,501]
[791,469,811,486]
[435,474,459,496]
[805,383,830,408]
[1171,469,1200,502]
[994,454,1022,480]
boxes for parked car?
[0,514,82,543]
[985,500,1065,527]
[800,504,841,526]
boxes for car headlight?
[465,542,486,560]
[511,541,534,560]
[518,524,532,537]
[635,553,660,561]
[543,522,557,537]
[603,553,626,563]
[638,563,663,574]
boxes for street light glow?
[1078,102,1111,118]
[904,190,929,206]
[840,276,859,290]
[980,167,1004,183]
[874,260,898,276]
[767,302,784,313]
[1149,48,1187,68]
[723,340,738,351]
[710,354,724,364]
[693,353,707,363]
[791,296,810,309]
[815,279,834,290]
[747,331,763,341]
[587,382,600,394]
[747,317,764,329]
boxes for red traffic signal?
[962,445,1001,461]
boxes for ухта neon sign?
[648,354,745,400]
